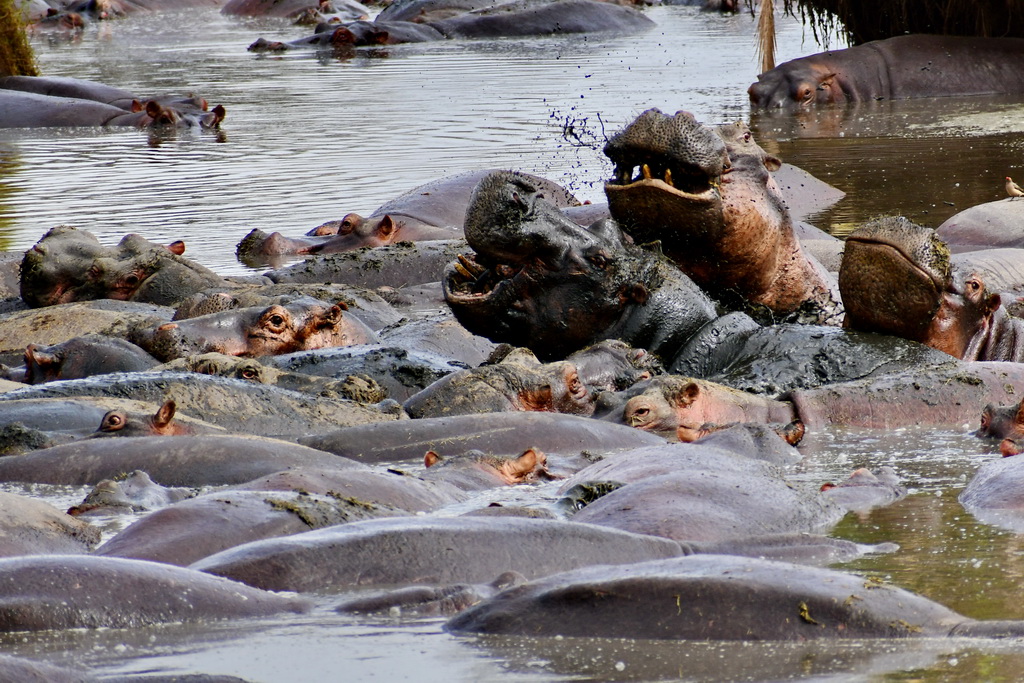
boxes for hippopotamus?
[131,297,378,361]
[266,344,467,403]
[96,488,405,566]
[20,226,233,308]
[602,109,840,323]
[425,0,655,38]
[21,334,159,384]
[0,490,100,556]
[336,571,527,617]
[820,467,907,513]
[191,516,683,592]
[0,371,400,438]
[748,35,1024,109]
[420,447,550,490]
[936,198,1024,253]
[237,170,579,264]
[443,171,719,361]
[960,455,1024,531]
[88,399,218,437]
[247,21,445,53]
[402,354,593,418]
[158,352,387,403]
[446,554,1024,640]
[268,239,466,289]
[839,216,1024,361]
[223,0,370,19]
[300,411,665,464]
[67,470,194,516]
[0,76,225,129]
[563,444,843,543]
[0,300,174,362]
[0,555,309,632]
[977,398,1024,442]
[0,434,366,486]
[565,339,661,393]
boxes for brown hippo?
[20,226,232,308]
[839,216,1024,362]
[446,554,1024,640]
[0,555,309,632]
[977,398,1024,442]
[748,35,1024,109]
[602,109,840,324]
[132,297,378,361]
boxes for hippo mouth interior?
[606,157,719,199]
[444,252,523,306]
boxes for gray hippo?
[0,76,225,128]
[446,554,1024,639]
[0,555,309,631]
[748,35,1024,108]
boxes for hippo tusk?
[664,169,674,187]
[641,164,653,180]
[454,261,477,282]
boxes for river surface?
[6,3,1024,681]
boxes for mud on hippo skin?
[444,170,718,360]
[840,216,1024,361]
[158,352,387,403]
[603,109,840,324]
[20,226,232,308]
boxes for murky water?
[6,3,1024,681]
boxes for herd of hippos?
[5,0,1024,678]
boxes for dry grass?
[0,0,37,77]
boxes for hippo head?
[839,216,1001,358]
[20,227,229,308]
[748,61,841,109]
[443,171,658,360]
[603,108,729,247]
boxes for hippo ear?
[377,215,396,241]
[130,99,144,113]
[674,381,701,407]
[621,283,649,306]
[424,450,442,468]
[1014,400,1024,429]
[763,154,782,172]
[777,419,806,446]
[165,240,186,255]
[24,344,58,380]
[502,447,543,480]
[154,400,176,429]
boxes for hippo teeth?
[612,162,713,195]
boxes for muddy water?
[5,3,1024,681]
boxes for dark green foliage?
[0,0,37,77]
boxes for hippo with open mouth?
[602,108,841,324]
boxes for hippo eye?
[239,367,258,380]
[589,252,609,270]
[632,407,649,419]
[87,264,103,280]
[270,315,285,326]
[966,279,982,293]
[101,413,125,431]
[123,273,140,287]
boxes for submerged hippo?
[602,109,840,323]
[446,554,1024,640]
[839,216,1024,361]
[748,35,1024,109]
[67,470,194,516]
[22,334,159,384]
